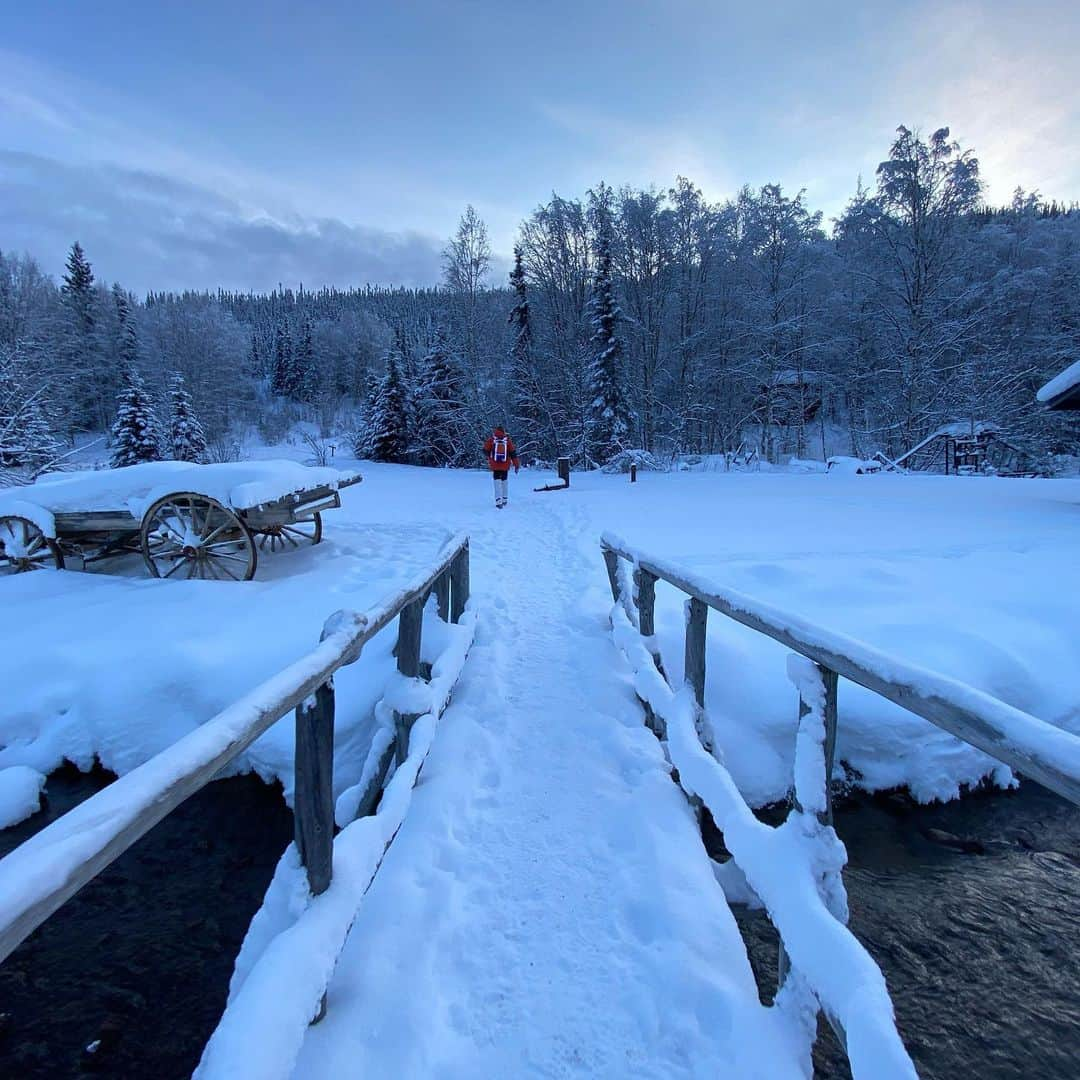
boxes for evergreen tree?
[113,283,139,371]
[61,242,95,328]
[59,241,106,433]
[367,350,410,462]
[167,371,207,462]
[585,233,634,465]
[416,328,468,466]
[508,245,541,455]
[110,365,162,467]
[272,321,294,396]
[296,317,319,403]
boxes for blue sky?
[2,1,1078,292]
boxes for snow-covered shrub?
[601,448,665,474]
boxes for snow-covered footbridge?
[2,463,1079,1078]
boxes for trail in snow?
[290,491,803,1077]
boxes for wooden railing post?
[820,666,839,826]
[634,566,657,639]
[684,597,707,709]
[603,546,621,604]
[294,679,335,1025]
[394,598,424,764]
[634,565,667,739]
[450,542,470,623]
[294,680,335,898]
[434,567,451,622]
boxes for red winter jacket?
[484,431,519,471]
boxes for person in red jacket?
[484,425,520,508]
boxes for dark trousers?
[492,469,509,480]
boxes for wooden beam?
[821,667,839,826]
[294,681,335,897]
[450,542,470,623]
[601,538,1080,807]
[394,597,424,764]
[434,568,451,622]
[635,567,658,639]
[603,548,621,605]
[684,597,707,709]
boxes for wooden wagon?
[0,460,362,581]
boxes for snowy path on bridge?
[290,489,803,1077]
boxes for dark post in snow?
[630,463,637,483]
[394,597,424,763]
[295,680,335,897]
[450,541,470,623]
[557,457,571,487]
[684,597,708,709]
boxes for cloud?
[0,151,447,293]
[535,101,739,201]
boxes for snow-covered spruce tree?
[585,232,634,466]
[296,317,320,403]
[272,321,294,397]
[167,371,207,462]
[507,245,542,458]
[367,349,410,462]
[110,366,161,468]
[416,328,468,466]
[58,241,108,434]
[349,369,380,458]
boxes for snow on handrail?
[0,532,471,965]
[196,608,477,1080]
[600,532,1080,807]
[609,602,917,1080]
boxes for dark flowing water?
[712,783,1080,1079]
[2,767,1077,1078]
[0,763,293,1079]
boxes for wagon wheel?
[251,512,323,554]
[0,515,64,575]
[140,493,257,581]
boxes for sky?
[2,0,1078,294]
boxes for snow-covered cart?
[0,460,362,581]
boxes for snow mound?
[826,455,881,474]
[0,766,46,828]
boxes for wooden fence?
[0,534,471,967]
[600,532,1080,1075]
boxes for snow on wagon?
[0,460,361,580]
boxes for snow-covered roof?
[1037,359,1080,409]
[0,460,362,522]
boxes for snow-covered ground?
[2,453,1078,1075]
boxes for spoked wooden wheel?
[140,493,257,581]
[251,512,322,554]
[0,516,64,575]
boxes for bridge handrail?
[601,532,1080,806]
[0,533,471,967]
[601,530,1080,1078]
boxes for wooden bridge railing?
[0,533,471,967]
[601,531,1080,1078]
[601,534,1080,808]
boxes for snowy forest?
[3,125,1080,480]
